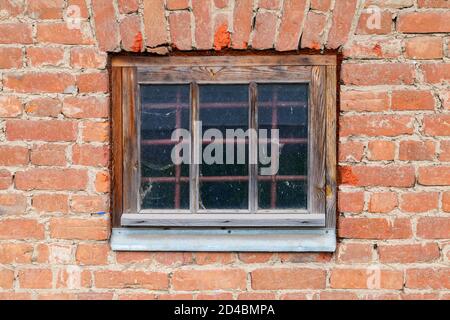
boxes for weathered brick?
[143,0,168,47]
[398,11,450,33]
[417,217,450,239]
[400,192,439,213]
[0,23,32,44]
[71,195,108,213]
[327,0,358,49]
[32,194,69,213]
[418,0,450,8]
[81,121,109,142]
[421,64,450,84]
[0,193,27,215]
[120,15,142,52]
[25,97,61,117]
[379,243,440,263]
[15,168,88,191]
[330,268,403,289]
[26,0,64,19]
[76,243,109,265]
[301,11,327,50]
[62,96,109,119]
[441,141,450,161]
[392,90,435,110]
[37,22,93,45]
[399,140,435,161]
[338,192,364,213]
[310,0,331,11]
[356,10,392,35]
[341,91,389,112]
[118,0,139,13]
[339,141,365,162]
[341,115,413,137]
[340,166,415,187]
[0,47,22,69]
[252,12,278,50]
[4,73,76,94]
[0,170,12,190]
[0,268,14,289]
[31,144,67,166]
[95,270,168,289]
[343,38,402,59]
[169,12,192,50]
[231,0,252,49]
[0,243,33,264]
[26,47,64,67]
[337,243,373,263]
[0,145,28,166]
[405,37,443,59]
[251,268,326,290]
[77,72,109,93]
[173,269,246,290]
[342,63,415,85]
[0,219,45,240]
[406,268,450,289]
[368,140,395,161]
[418,166,450,185]
[423,115,450,136]
[0,96,22,118]
[339,217,412,239]
[94,171,110,193]
[50,217,109,240]
[275,0,308,51]
[368,192,398,213]
[70,48,106,69]
[92,0,119,51]
[7,120,77,142]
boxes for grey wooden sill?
[111,228,336,252]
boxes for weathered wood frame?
[111,54,337,251]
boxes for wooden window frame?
[111,54,337,252]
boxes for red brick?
[32,194,69,213]
[153,252,193,266]
[231,0,252,49]
[4,72,76,93]
[26,47,64,67]
[301,12,327,50]
[417,217,450,239]
[0,47,22,69]
[195,252,235,265]
[330,268,403,289]
[238,292,276,300]
[19,269,52,289]
[0,243,33,264]
[26,0,64,19]
[341,115,413,137]
[50,217,109,240]
[94,171,110,193]
[251,268,326,290]
[92,0,119,51]
[192,0,213,49]
[342,91,389,112]
[340,166,415,187]
[339,217,412,239]
[120,15,142,52]
[418,0,450,8]
[0,23,32,44]
[0,96,22,118]
[213,15,231,51]
[406,268,450,289]
[421,64,450,84]
[169,12,192,50]
[337,243,373,263]
[0,269,14,289]
[279,253,332,263]
[115,251,153,264]
[7,120,77,142]
[31,144,67,166]
[399,140,435,161]
[441,90,450,110]
[0,292,31,300]
[418,166,450,185]
[343,38,402,59]
[318,292,358,300]
[173,269,246,290]
[398,11,450,33]
[339,141,364,162]
[338,191,364,213]
[76,243,109,265]
[62,96,109,119]
[77,72,109,93]
[368,140,395,161]
[342,63,415,85]
[405,37,443,59]
[423,115,450,136]
[70,48,106,69]
[327,0,358,49]
[15,168,88,191]
[37,22,93,45]
[67,0,89,18]
[238,253,273,263]
[118,0,139,13]
[0,145,28,166]
[275,0,307,51]
[143,0,168,47]
[0,170,12,190]
[0,219,45,240]
[167,0,190,9]
[368,192,398,213]
[71,195,108,213]
[392,90,435,111]
[356,10,392,35]
[0,194,27,215]
[0,0,25,17]
[196,293,231,300]
[118,293,157,300]
[258,0,280,9]
[82,121,109,142]
[95,270,168,289]
[25,97,61,117]
[379,243,440,263]
[444,192,450,212]
[400,192,439,213]
[252,12,278,50]
[310,0,331,11]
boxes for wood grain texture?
[122,67,139,214]
[111,67,123,228]
[112,55,337,67]
[308,66,327,215]
[325,65,337,228]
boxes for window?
[111,55,337,252]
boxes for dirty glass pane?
[140,85,190,209]
[257,84,308,210]
[199,85,249,210]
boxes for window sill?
[111,228,336,252]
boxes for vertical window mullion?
[249,82,258,214]
[190,82,200,214]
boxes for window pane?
[199,85,249,210]
[140,85,190,209]
[258,84,308,210]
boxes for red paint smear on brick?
[339,166,359,185]
[131,32,143,52]
[373,44,382,57]
[214,24,231,51]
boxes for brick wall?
[0,0,449,300]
